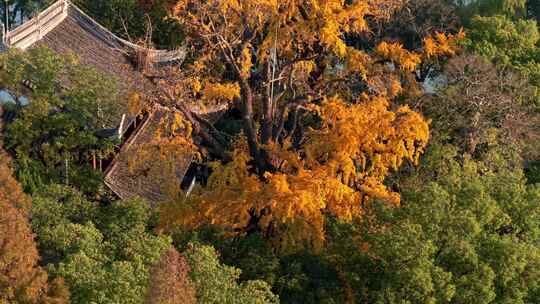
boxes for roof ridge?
[4,0,186,63]
[5,0,69,50]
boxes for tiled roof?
[104,104,194,203]
[1,1,228,203]
[35,5,157,96]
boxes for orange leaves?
[159,96,430,251]
[376,41,422,71]
[389,78,403,97]
[318,0,371,57]
[172,0,187,15]
[375,29,464,71]
[238,45,253,79]
[260,171,328,248]
[423,30,465,58]
[400,54,422,71]
[320,20,349,57]
[163,0,453,253]
[346,1,371,32]
[423,36,438,58]
[293,60,316,75]
[189,77,202,94]
[372,31,463,94]
[345,48,370,77]
[202,82,240,103]
[323,177,362,221]
[306,96,429,204]
[359,176,400,206]
[0,150,70,303]
[172,0,377,66]
[159,145,260,232]
[179,77,240,104]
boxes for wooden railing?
[5,0,68,50]
[68,2,186,64]
[4,0,185,63]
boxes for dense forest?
[1,0,540,303]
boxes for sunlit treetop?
[159,95,430,251]
[155,0,462,251]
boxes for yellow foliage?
[238,45,253,79]
[163,0,457,252]
[127,93,143,116]
[423,29,465,58]
[202,82,240,102]
[320,20,348,57]
[389,78,402,97]
[127,107,197,199]
[173,0,384,64]
[293,60,316,76]
[376,41,422,71]
[345,48,370,77]
[158,96,429,251]
[189,77,202,94]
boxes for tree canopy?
[156,0,463,251]
[0,148,69,304]
[339,144,540,303]
[1,0,540,302]
[0,48,121,194]
[31,185,171,303]
[184,242,279,304]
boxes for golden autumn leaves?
[159,97,430,250]
[375,30,464,73]
[156,0,463,251]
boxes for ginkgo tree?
[157,0,462,250]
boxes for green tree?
[456,0,527,20]
[462,14,540,110]
[464,15,540,67]
[31,184,171,304]
[0,47,122,193]
[336,145,540,303]
[176,229,345,303]
[184,242,279,304]
[0,149,70,304]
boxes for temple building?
[0,0,223,202]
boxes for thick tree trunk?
[176,103,231,161]
[261,63,274,145]
[239,79,268,173]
